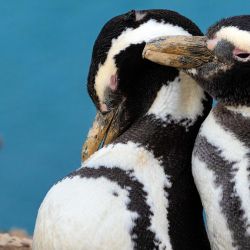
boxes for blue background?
[1,0,250,234]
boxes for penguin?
[143,15,250,250]
[32,10,211,250]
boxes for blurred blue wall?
[0,0,250,234]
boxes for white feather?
[192,156,237,250]
[33,177,137,250]
[198,111,250,239]
[215,26,250,52]
[84,141,173,250]
[147,71,205,128]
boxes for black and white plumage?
[193,105,250,250]
[32,10,211,250]
[192,17,250,250]
[143,15,250,250]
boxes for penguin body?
[193,104,250,250]
[33,10,211,250]
[142,14,250,250]
[191,17,250,250]
[153,15,250,250]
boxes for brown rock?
[0,233,32,250]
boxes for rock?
[0,233,32,250]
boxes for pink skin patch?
[100,103,108,112]
[99,74,118,113]
[110,74,118,91]
[207,39,250,61]
[233,48,250,57]
[207,38,219,51]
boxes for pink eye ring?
[233,48,250,62]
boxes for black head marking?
[207,15,250,38]
[213,40,235,63]
[87,9,202,112]
[123,10,136,22]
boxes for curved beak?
[81,105,123,162]
[142,35,215,69]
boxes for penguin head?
[198,16,250,106]
[143,15,250,106]
[83,9,202,160]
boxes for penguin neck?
[147,71,206,126]
[115,70,211,249]
[117,70,209,161]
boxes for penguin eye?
[233,48,250,62]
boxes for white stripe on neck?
[147,71,205,127]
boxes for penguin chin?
[191,61,231,82]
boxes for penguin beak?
[142,35,215,68]
[82,105,123,161]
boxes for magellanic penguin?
[33,10,212,250]
[143,15,250,250]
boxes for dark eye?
[233,48,250,62]
[236,53,250,59]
